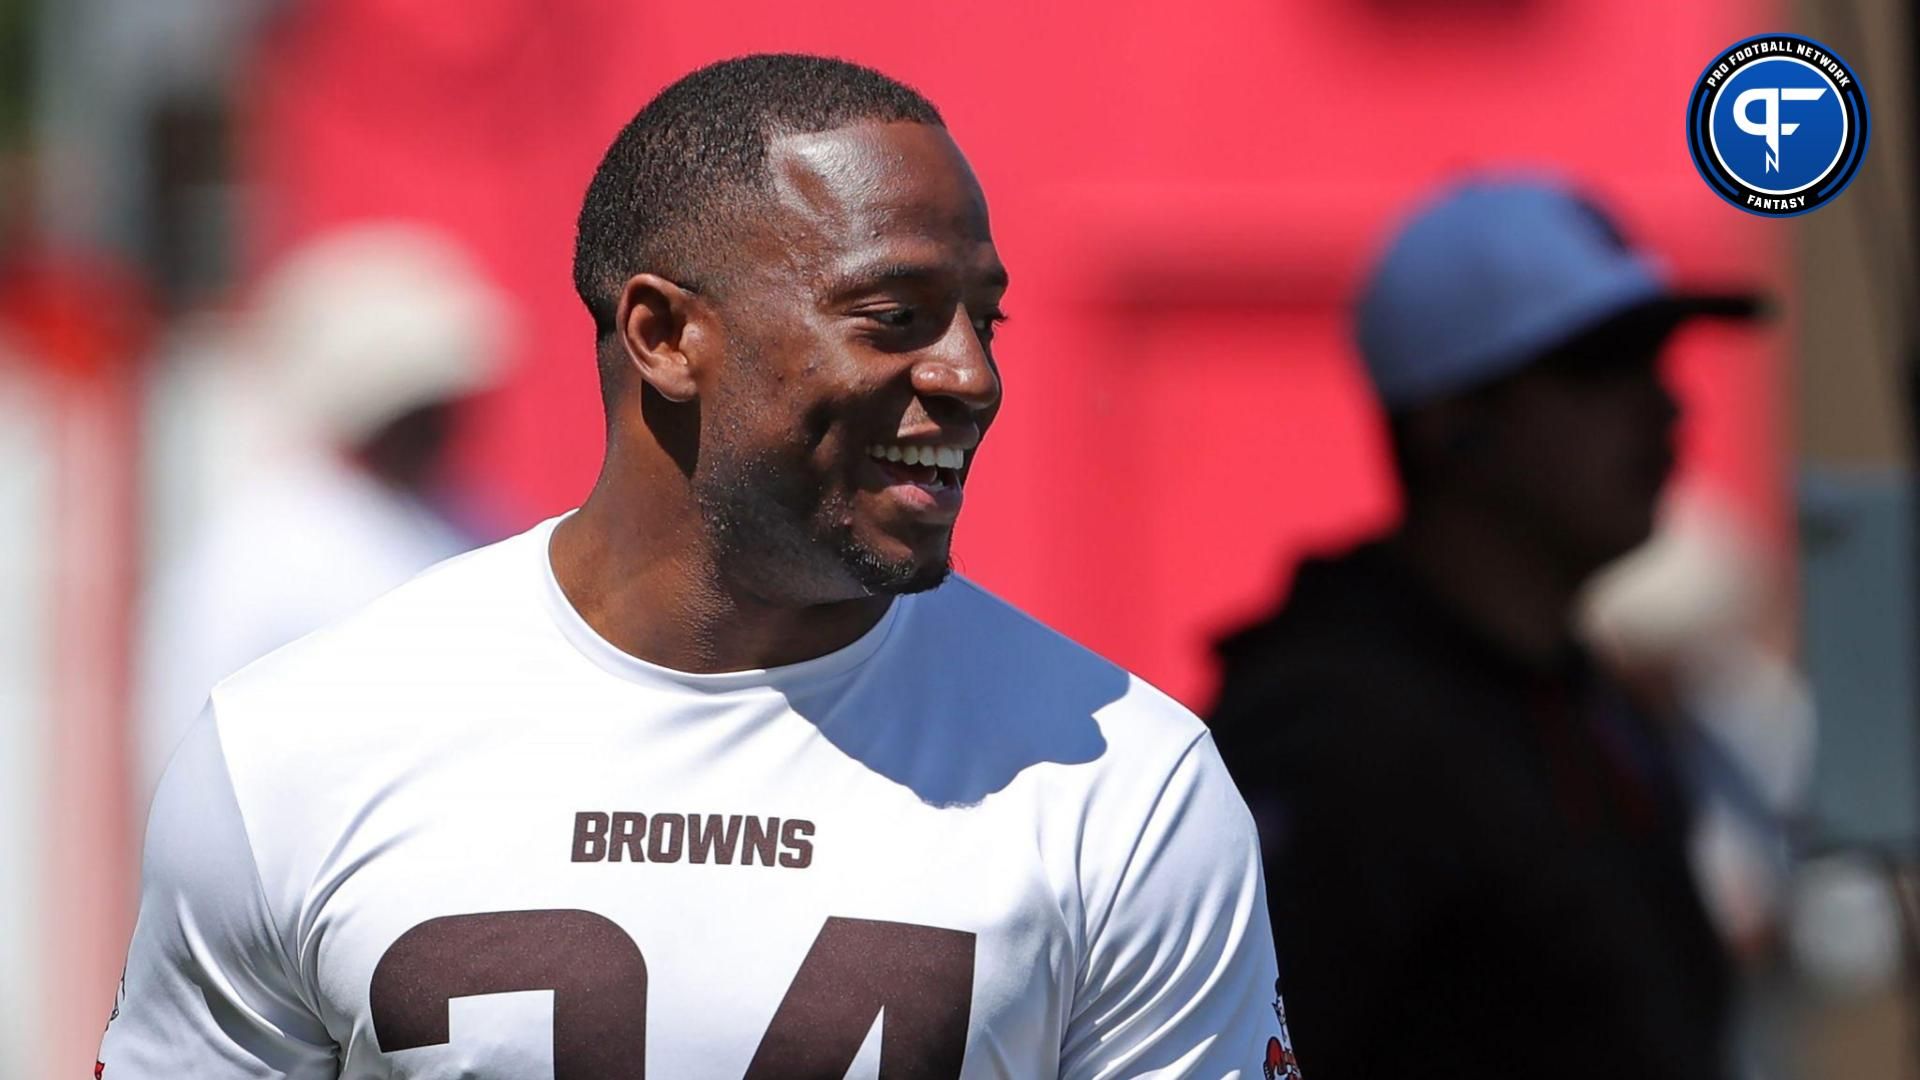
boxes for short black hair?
[572,53,944,346]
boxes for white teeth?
[866,443,969,472]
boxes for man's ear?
[615,273,714,403]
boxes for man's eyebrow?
[827,261,1010,296]
[827,261,942,295]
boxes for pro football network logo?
[1685,33,1869,217]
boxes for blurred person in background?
[1210,177,1762,1080]
[135,223,508,791]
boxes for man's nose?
[911,307,1001,413]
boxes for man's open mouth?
[865,443,966,491]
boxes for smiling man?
[101,55,1287,1078]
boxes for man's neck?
[1387,501,1584,666]
[550,467,891,675]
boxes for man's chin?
[839,537,953,597]
[894,561,953,595]
[854,556,951,597]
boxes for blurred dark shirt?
[1210,544,1731,1080]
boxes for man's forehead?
[767,122,993,252]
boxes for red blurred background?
[12,0,1919,1075]
[245,0,1784,705]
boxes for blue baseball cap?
[1355,177,1763,413]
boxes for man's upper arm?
[99,707,338,1078]
[1061,733,1290,1080]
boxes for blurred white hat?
[249,222,511,448]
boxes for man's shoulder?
[923,576,1207,753]
[212,524,553,713]
[197,526,566,829]
[1213,662,1478,783]
[917,579,1248,893]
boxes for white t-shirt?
[102,517,1290,1079]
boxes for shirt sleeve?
[98,707,340,1078]
[1061,733,1294,1080]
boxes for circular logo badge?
[1686,34,1869,217]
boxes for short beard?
[832,530,952,596]
[695,439,950,604]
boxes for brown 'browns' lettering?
[571,812,814,868]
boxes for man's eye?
[972,311,1009,340]
[869,308,916,328]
